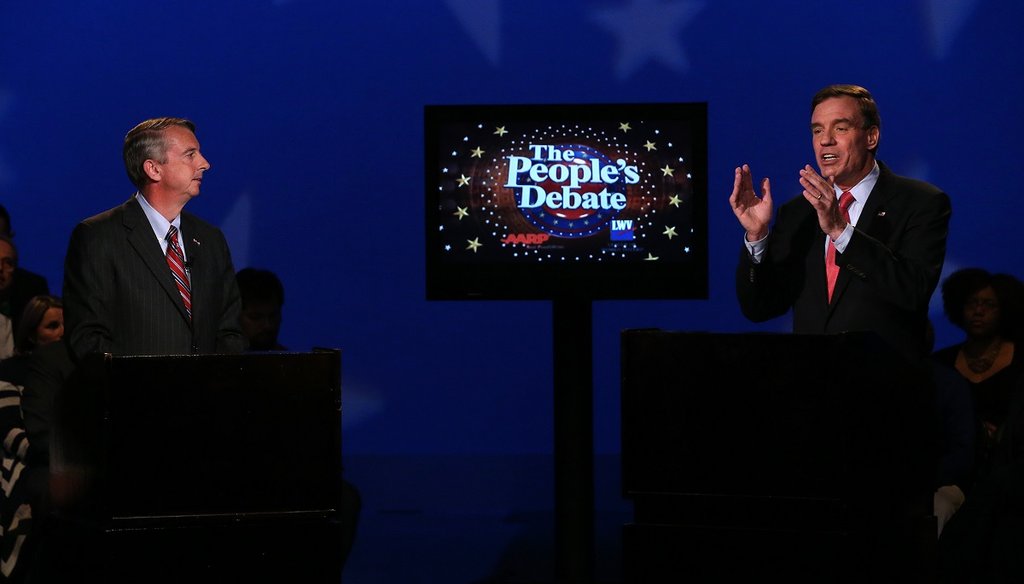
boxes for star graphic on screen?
[470,147,484,158]
[668,194,682,207]
[663,226,678,239]
[619,122,632,132]
[590,0,705,80]
[466,238,482,252]
[454,206,469,219]
[457,174,471,187]
[661,165,675,177]
[644,141,657,151]
[644,253,659,261]
[494,126,508,136]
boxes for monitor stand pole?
[552,297,594,583]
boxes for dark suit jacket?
[63,196,245,359]
[736,161,951,360]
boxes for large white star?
[590,0,705,80]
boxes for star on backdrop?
[444,0,501,64]
[590,0,705,79]
[922,0,978,60]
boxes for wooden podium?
[620,330,937,583]
[46,349,344,583]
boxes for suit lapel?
[123,197,193,324]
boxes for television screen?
[425,102,708,300]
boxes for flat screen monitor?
[425,102,708,300]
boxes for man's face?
[240,300,282,350]
[811,96,879,189]
[0,240,15,293]
[150,125,210,199]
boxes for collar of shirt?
[135,192,184,259]
[832,161,879,226]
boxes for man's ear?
[142,159,161,182]
[867,126,880,151]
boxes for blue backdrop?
[1,0,1020,457]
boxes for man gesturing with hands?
[730,84,951,360]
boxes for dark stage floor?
[341,454,630,584]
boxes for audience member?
[0,295,66,583]
[236,267,286,351]
[0,295,64,388]
[0,205,51,333]
[13,296,64,357]
[933,268,1024,486]
[934,268,1024,582]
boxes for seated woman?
[0,295,63,583]
[933,269,1024,487]
[935,270,1024,582]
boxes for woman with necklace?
[934,268,1024,487]
[935,269,1024,583]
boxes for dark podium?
[621,330,937,583]
[48,349,344,583]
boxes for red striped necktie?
[826,191,855,302]
[165,225,192,319]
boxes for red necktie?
[166,225,192,319]
[826,191,855,302]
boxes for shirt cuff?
[744,232,769,264]
[831,224,854,254]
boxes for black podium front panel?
[48,350,344,583]
[620,331,936,583]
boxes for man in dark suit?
[63,117,245,359]
[730,84,951,360]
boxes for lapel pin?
[877,211,886,217]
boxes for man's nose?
[819,130,836,145]
[198,153,211,171]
